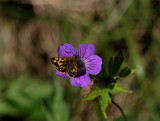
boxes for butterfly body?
[51,55,79,77]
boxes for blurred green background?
[0,0,160,121]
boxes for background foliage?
[0,0,160,121]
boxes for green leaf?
[108,57,114,76]
[98,63,108,79]
[41,104,53,121]
[129,68,136,76]
[99,89,111,118]
[0,74,52,120]
[83,86,112,119]
[83,51,135,119]
[109,83,132,95]
[83,82,132,119]
[117,67,136,77]
[108,51,124,78]
[118,67,131,77]
[50,74,70,121]
[82,87,101,101]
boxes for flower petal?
[58,43,76,57]
[85,55,102,75]
[70,72,90,87]
[77,44,95,58]
[55,70,68,77]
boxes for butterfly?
[51,55,79,77]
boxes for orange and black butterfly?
[51,55,79,77]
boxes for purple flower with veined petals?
[55,43,102,88]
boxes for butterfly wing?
[51,55,79,77]
[66,56,79,77]
[67,63,78,77]
[51,57,69,73]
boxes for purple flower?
[55,43,102,88]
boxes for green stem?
[112,99,127,121]
[93,99,103,121]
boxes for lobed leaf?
[83,51,135,119]
[108,57,114,76]
[118,67,136,77]
[108,52,124,78]
[82,87,102,101]
[99,89,111,119]
[98,63,108,79]
[109,83,132,95]
[128,68,136,76]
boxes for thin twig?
[110,94,127,121]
